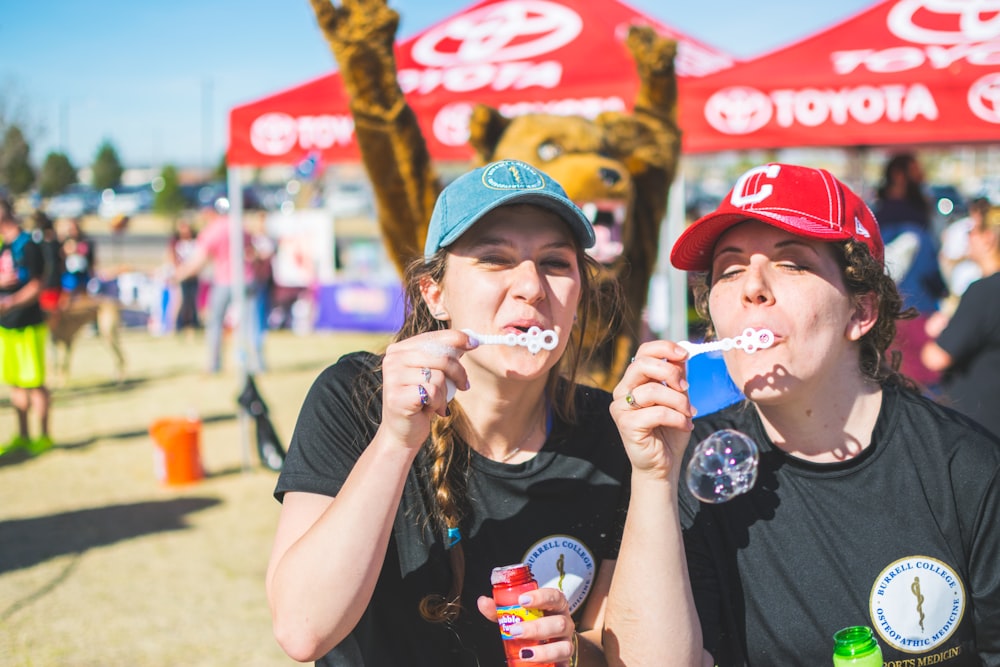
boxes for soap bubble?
[686,429,759,504]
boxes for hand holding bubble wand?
[680,328,773,504]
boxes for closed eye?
[477,254,511,266]
[715,266,745,282]
[777,261,809,272]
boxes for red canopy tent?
[227,0,735,167]
[680,0,1000,153]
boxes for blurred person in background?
[872,151,948,389]
[938,196,989,309]
[0,199,53,457]
[249,211,276,365]
[174,208,265,374]
[58,216,97,298]
[29,210,65,325]
[873,152,933,231]
[922,204,1000,438]
[167,216,201,336]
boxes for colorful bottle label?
[496,603,544,640]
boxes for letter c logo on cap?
[731,164,781,208]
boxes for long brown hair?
[385,234,617,624]
[691,238,917,388]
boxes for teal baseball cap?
[424,159,596,261]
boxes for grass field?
[0,327,391,666]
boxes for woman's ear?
[847,291,879,341]
[419,275,449,321]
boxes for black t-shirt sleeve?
[274,352,382,502]
[22,241,44,280]
[937,278,998,367]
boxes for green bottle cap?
[832,626,882,666]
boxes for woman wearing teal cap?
[267,159,627,666]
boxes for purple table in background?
[313,282,405,333]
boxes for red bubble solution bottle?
[491,563,555,667]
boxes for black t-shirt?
[936,273,1000,438]
[275,351,630,667]
[32,231,65,290]
[679,385,1000,666]
[0,232,45,329]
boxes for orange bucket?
[149,417,204,485]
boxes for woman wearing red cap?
[604,163,1000,666]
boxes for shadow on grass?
[0,373,175,410]
[57,411,236,450]
[0,496,222,576]
[0,412,238,470]
[0,497,222,621]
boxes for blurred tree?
[153,164,186,215]
[0,124,36,195]
[213,153,227,180]
[91,139,124,191]
[38,151,78,197]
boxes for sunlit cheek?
[707,290,736,334]
[557,282,583,329]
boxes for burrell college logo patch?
[522,535,596,614]
[870,555,965,654]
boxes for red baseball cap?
[670,163,883,271]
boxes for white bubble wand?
[431,327,559,402]
[461,326,559,355]
[677,327,774,358]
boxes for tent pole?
[227,166,253,472]
[667,173,688,343]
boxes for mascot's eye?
[537,142,562,162]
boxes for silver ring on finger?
[420,367,432,383]
[624,390,641,409]
[417,384,430,407]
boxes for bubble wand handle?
[678,328,774,358]
[461,326,559,355]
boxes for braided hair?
[384,240,617,624]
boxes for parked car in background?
[179,181,265,212]
[98,184,154,219]
[325,180,372,218]
[45,184,101,219]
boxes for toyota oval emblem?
[704,87,774,135]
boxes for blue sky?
[0,0,874,169]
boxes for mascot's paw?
[312,0,405,118]
[626,25,677,77]
[311,0,399,48]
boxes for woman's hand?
[378,329,477,449]
[610,340,696,481]
[477,588,577,665]
[924,310,950,339]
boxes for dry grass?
[0,327,391,666]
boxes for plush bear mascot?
[309,0,681,389]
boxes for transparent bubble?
[685,429,759,504]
